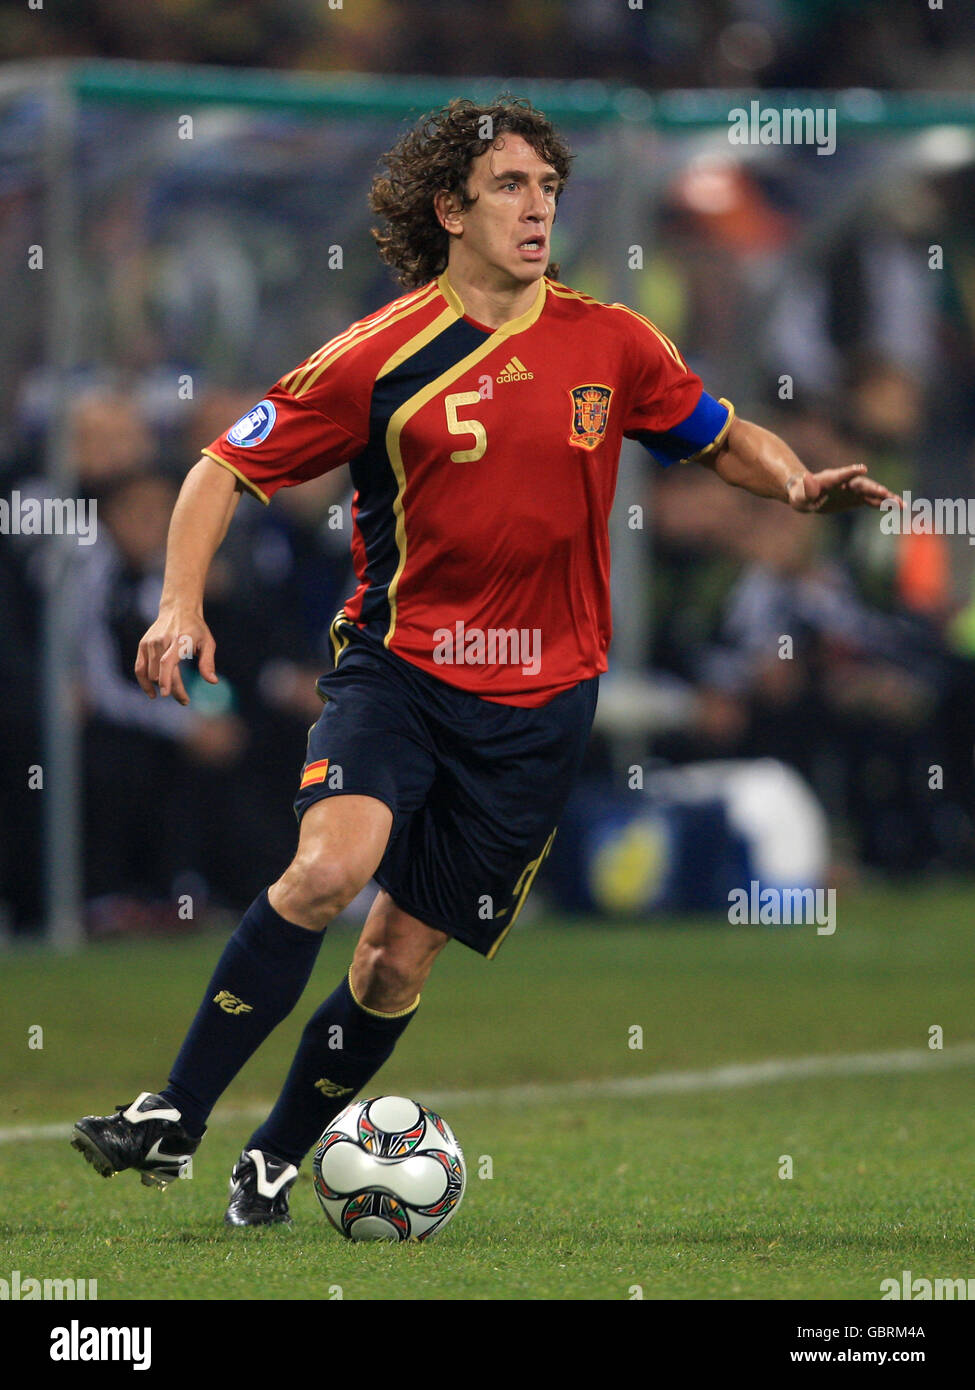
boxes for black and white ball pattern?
[313,1096,466,1242]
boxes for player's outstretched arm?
[134,456,243,705]
[703,416,901,514]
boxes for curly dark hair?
[370,96,573,289]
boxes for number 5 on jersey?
[445,391,487,462]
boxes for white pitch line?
[2,1042,974,1146]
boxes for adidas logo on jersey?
[496,355,533,383]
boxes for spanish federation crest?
[568,384,613,450]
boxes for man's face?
[438,133,560,289]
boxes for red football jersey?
[204,273,733,706]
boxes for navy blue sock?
[247,970,419,1165]
[160,890,324,1137]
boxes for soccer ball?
[312,1095,465,1242]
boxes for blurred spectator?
[0,540,43,932]
[75,447,354,928]
[648,473,975,873]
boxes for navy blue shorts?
[294,628,598,956]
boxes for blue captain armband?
[633,393,735,466]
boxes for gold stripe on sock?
[347,967,420,1019]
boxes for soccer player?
[73,97,898,1224]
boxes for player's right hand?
[134,609,218,706]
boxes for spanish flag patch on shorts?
[300,758,330,789]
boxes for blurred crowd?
[641,457,975,877]
[614,154,975,877]
[4,0,975,93]
[5,24,975,932]
[0,385,354,934]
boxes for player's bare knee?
[351,940,426,1013]
[303,858,367,919]
[272,853,368,930]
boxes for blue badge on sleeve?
[227,400,276,447]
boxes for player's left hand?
[787,464,902,514]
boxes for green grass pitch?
[1,882,973,1301]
